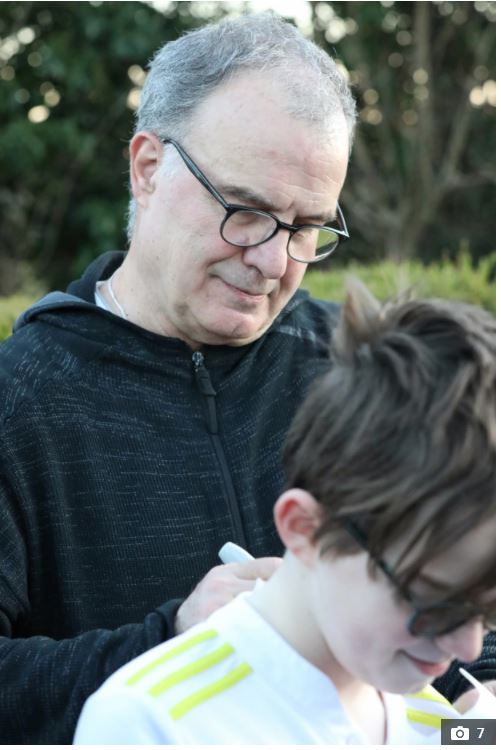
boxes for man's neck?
[99,254,200,347]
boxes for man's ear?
[273,489,321,567]
[129,131,164,207]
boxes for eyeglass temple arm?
[161,137,230,209]
[335,203,350,239]
[161,137,349,239]
[342,518,414,602]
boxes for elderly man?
[0,12,493,744]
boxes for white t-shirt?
[94,282,112,312]
[73,593,460,745]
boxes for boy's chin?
[379,673,432,697]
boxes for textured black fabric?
[0,252,336,743]
[432,631,496,702]
[0,252,495,742]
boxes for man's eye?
[293,227,316,241]
[231,212,258,226]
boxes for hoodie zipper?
[192,351,247,548]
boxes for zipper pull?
[192,351,218,433]
[192,352,216,396]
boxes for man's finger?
[229,556,282,581]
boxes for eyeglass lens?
[221,209,340,262]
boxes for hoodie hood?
[13,251,324,354]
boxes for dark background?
[0,1,495,295]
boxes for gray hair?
[126,11,357,241]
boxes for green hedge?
[302,253,495,312]
[0,294,40,342]
[0,254,495,342]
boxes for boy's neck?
[247,557,387,744]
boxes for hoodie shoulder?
[0,252,126,424]
[0,305,110,425]
[271,289,340,350]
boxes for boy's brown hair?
[284,279,495,598]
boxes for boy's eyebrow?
[416,573,452,592]
[217,182,336,224]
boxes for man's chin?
[211,327,269,347]
[199,313,274,347]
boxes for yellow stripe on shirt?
[126,629,219,686]
[169,662,253,720]
[148,643,235,697]
[406,708,443,729]
[408,685,452,707]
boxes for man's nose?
[435,619,485,664]
[242,231,290,279]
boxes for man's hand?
[174,557,281,634]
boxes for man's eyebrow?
[217,183,277,212]
[217,182,336,224]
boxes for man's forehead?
[188,69,348,158]
[182,73,348,219]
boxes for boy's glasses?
[160,137,349,263]
[342,519,495,639]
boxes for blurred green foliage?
[0,1,223,294]
[1,254,494,342]
[0,293,39,340]
[315,1,495,265]
[303,251,495,312]
[0,1,495,295]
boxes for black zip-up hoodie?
[0,252,494,742]
[0,251,337,742]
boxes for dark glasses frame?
[160,137,349,263]
[342,519,494,638]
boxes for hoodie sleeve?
[0,472,183,743]
[432,631,496,702]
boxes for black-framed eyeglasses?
[160,137,349,264]
[342,519,495,639]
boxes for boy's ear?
[273,489,321,567]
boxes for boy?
[74,280,495,744]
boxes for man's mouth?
[405,654,451,677]
[218,277,272,298]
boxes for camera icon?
[450,726,470,741]
[442,719,495,745]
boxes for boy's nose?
[435,619,485,664]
